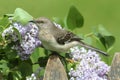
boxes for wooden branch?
[108,52,120,80]
[43,54,68,80]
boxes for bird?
[30,17,108,56]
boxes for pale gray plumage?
[31,17,108,56]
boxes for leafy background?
[0,0,119,79]
[0,0,119,63]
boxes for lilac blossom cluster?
[2,22,41,60]
[2,21,63,60]
[69,47,110,80]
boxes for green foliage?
[18,61,32,77]
[7,71,22,80]
[0,6,115,79]
[0,60,10,76]
[6,8,33,25]
[30,48,41,64]
[93,25,115,52]
[66,6,84,30]
[0,16,10,28]
[0,8,34,80]
[0,17,10,43]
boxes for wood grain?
[43,54,68,80]
[108,52,120,80]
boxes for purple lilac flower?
[2,22,41,60]
[2,25,18,42]
[2,22,63,60]
[69,47,110,80]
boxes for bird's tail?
[78,41,109,56]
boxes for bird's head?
[30,17,54,29]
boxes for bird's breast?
[39,30,56,43]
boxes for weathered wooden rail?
[43,54,68,80]
[108,53,120,80]
[43,53,120,80]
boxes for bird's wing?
[54,30,83,45]
[52,26,109,56]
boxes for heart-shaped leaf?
[66,6,84,30]
[93,25,115,50]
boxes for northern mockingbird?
[30,17,108,56]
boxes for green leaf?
[38,57,48,67]
[13,27,22,42]
[0,60,10,75]
[93,25,115,51]
[0,17,10,44]
[66,6,84,30]
[18,62,32,77]
[0,26,4,43]
[98,25,112,36]
[13,71,22,80]
[5,14,14,17]
[93,35,106,51]
[13,8,33,25]
[0,16,10,29]
[7,71,22,80]
[99,34,115,49]
[0,26,4,33]
[6,51,17,60]
[83,37,92,45]
[67,62,76,71]
[30,48,41,63]
[32,64,44,78]
[7,72,14,80]
[32,64,40,72]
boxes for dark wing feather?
[54,30,82,44]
